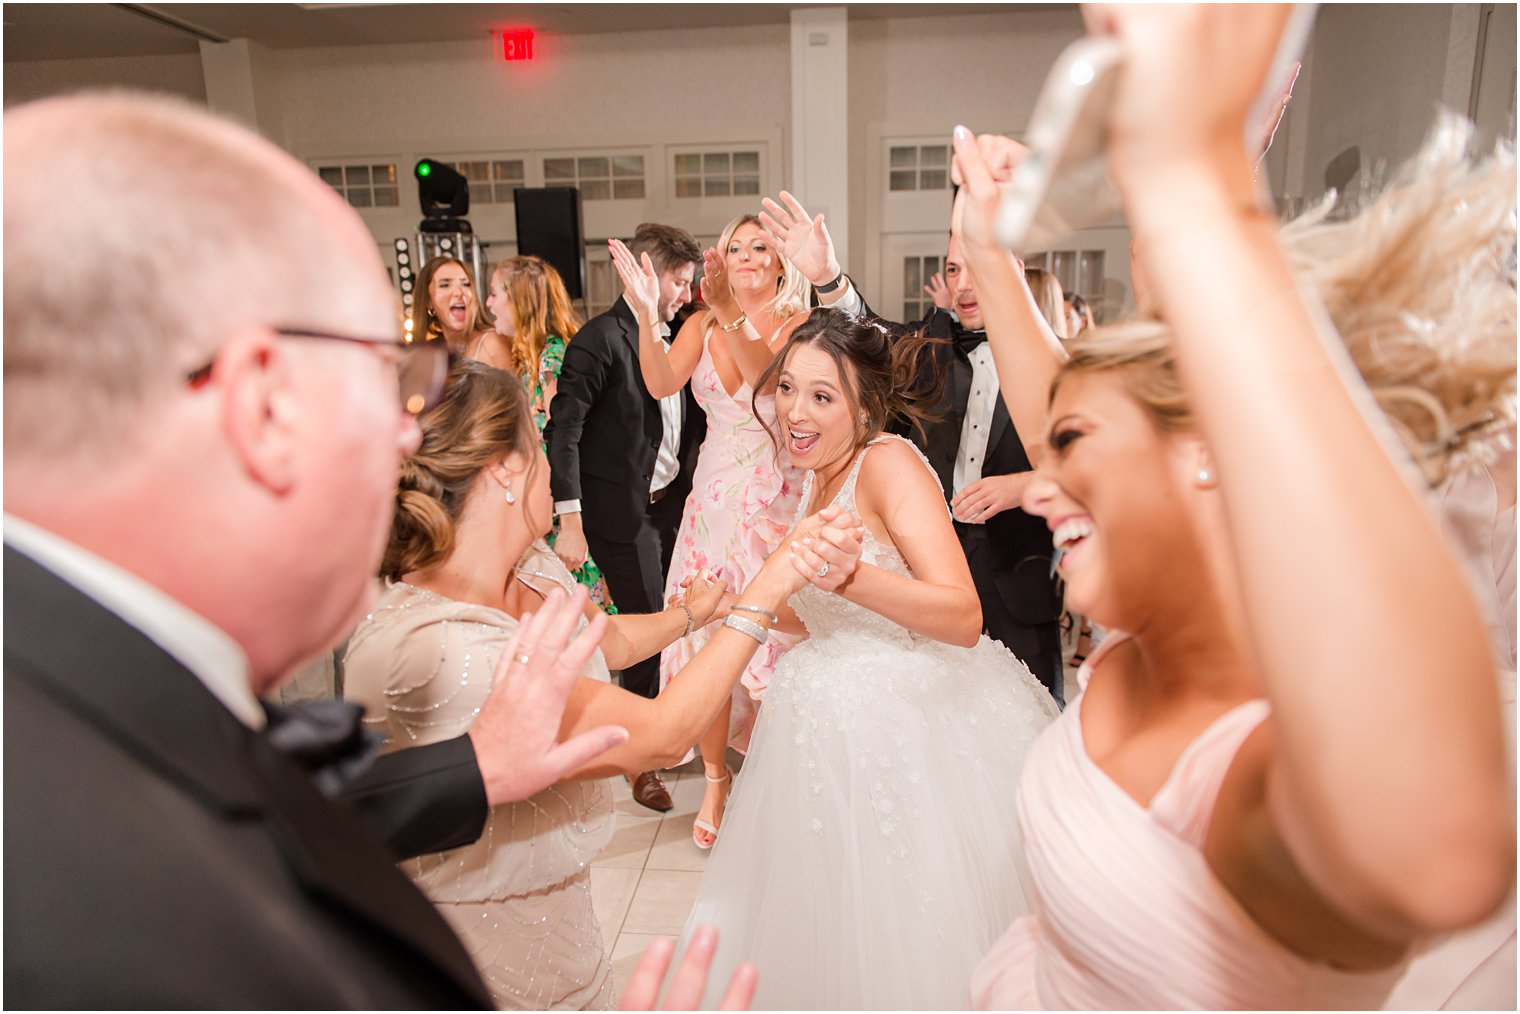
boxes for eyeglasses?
[186,327,449,416]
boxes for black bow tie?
[953,327,988,357]
[261,698,384,797]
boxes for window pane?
[904,257,921,291]
[544,158,574,181]
[704,177,731,197]
[373,164,397,182]
[495,160,523,180]
[345,165,370,185]
[1078,250,1105,297]
[469,182,490,205]
[373,186,399,207]
[889,170,916,191]
[925,256,941,276]
[889,146,917,168]
[581,179,611,200]
[318,166,344,187]
[674,153,701,175]
[347,189,372,208]
[1051,251,1076,293]
[733,151,760,173]
[494,183,518,203]
[675,178,702,198]
[578,156,609,178]
[919,169,948,190]
[612,155,644,178]
[703,152,729,174]
[732,175,760,196]
[613,179,645,200]
[920,145,948,167]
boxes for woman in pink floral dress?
[610,214,810,847]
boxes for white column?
[199,38,285,147]
[789,7,849,271]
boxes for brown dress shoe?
[628,770,673,812]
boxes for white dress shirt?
[555,296,682,516]
[953,340,999,496]
[4,513,263,728]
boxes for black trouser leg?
[585,524,665,700]
[959,524,1067,707]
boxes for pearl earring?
[504,482,516,505]
[1198,469,1212,483]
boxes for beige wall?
[3,52,206,108]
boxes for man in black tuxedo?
[2,92,624,1008]
[545,223,703,812]
[901,237,1065,703]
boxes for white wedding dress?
[680,435,1058,1010]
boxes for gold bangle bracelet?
[719,312,748,333]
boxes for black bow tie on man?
[950,320,988,358]
[262,698,385,797]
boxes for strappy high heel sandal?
[692,767,733,851]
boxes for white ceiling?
[3,3,1067,62]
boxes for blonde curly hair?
[1058,113,1516,488]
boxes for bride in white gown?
[680,309,1058,1009]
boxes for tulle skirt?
[679,630,1058,1010]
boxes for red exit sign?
[497,28,535,62]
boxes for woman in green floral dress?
[470,255,618,613]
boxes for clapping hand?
[468,586,628,806]
[609,239,663,327]
[618,927,756,1011]
[699,248,741,320]
[758,190,840,287]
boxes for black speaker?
[514,187,584,299]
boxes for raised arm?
[1096,4,1510,937]
[609,239,703,399]
[758,190,856,308]
[950,135,1069,461]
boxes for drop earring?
[1198,469,1212,483]
[504,481,517,505]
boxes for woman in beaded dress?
[471,255,616,613]
[342,360,863,1010]
[947,8,1513,1008]
[609,216,811,848]
[679,309,1059,1009]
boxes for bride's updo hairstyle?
[1052,115,1516,486]
[756,307,946,454]
[384,359,538,580]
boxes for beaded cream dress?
[343,542,616,1010]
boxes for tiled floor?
[591,756,728,987]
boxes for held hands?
[699,248,741,321]
[951,473,1031,524]
[677,568,729,627]
[609,239,663,328]
[469,586,629,807]
[758,190,840,287]
[553,512,589,571]
[787,505,865,594]
[618,926,757,1011]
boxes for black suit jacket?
[544,299,702,543]
[3,548,491,1009]
[885,307,1062,627]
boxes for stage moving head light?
[415,158,470,231]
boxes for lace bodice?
[788,435,945,648]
